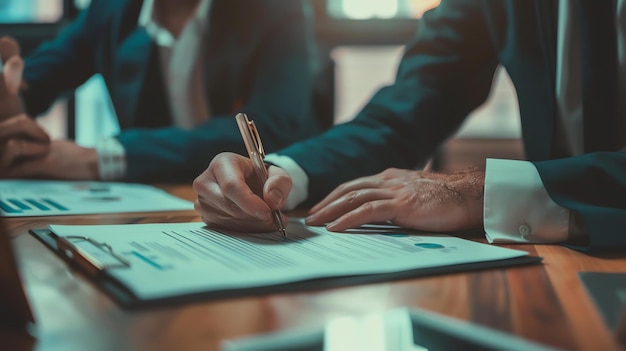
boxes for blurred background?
[0,0,523,170]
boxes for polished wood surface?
[2,184,625,351]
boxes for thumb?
[0,36,20,63]
[264,166,292,210]
[4,56,23,95]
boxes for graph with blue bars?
[0,180,193,217]
[0,198,69,214]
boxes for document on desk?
[33,219,540,307]
[0,180,193,217]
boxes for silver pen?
[235,113,287,239]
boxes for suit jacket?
[278,0,626,251]
[22,0,322,182]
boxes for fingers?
[0,72,9,98]
[263,165,292,210]
[193,153,272,223]
[194,180,279,233]
[0,114,50,143]
[195,180,254,219]
[0,36,23,97]
[193,153,295,233]
[3,56,23,95]
[214,154,274,219]
[2,157,40,179]
[306,188,392,226]
[325,199,398,232]
[310,176,384,213]
[0,138,50,169]
[0,36,20,62]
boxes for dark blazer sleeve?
[21,0,118,115]
[117,0,321,182]
[278,0,499,206]
[533,151,626,251]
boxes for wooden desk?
[2,184,625,351]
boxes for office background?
[0,0,522,168]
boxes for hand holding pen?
[235,113,288,239]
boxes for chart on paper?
[0,180,193,217]
[0,197,70,214]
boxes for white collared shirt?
[138,0,211,128]
[97,0,211,180]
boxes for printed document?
[0,180,192,216]
[48,219,530,300]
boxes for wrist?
[82,147,100,180]
[456,169,485,229]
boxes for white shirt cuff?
[95,138,127,181]
[264,153,309,211]
[484,158,570,244]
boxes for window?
[327,0,440,19]
[0,0,63,23]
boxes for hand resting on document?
[305,167,485,232]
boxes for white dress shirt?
[96,0,211,180]
[267,0,626,244]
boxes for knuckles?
[192,176,207,194]
[220,177,241,197]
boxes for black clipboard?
[29,227,543,310]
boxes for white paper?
[48,219,530,300]
[0,180,192,216]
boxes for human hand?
[0,36,25,120]
[0,114,50,172]
[4,139,98,180]
[193,152,291,232]
[305,167,485,232]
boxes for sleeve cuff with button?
[263,153,309,211]
[483,158,570,244]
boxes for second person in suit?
[1,0,322,182]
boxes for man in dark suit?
[194,0,626,251]
[0,0,322,182]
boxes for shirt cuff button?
[519,224,531,237]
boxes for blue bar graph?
[0,197,71,214]
[0,200,22,213]
[24,199,51,211]
[7,199,31,210]
[42,199,69,211]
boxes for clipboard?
[29,228,142,307]
[29,222,543,310]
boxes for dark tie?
[578,0,620,152]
